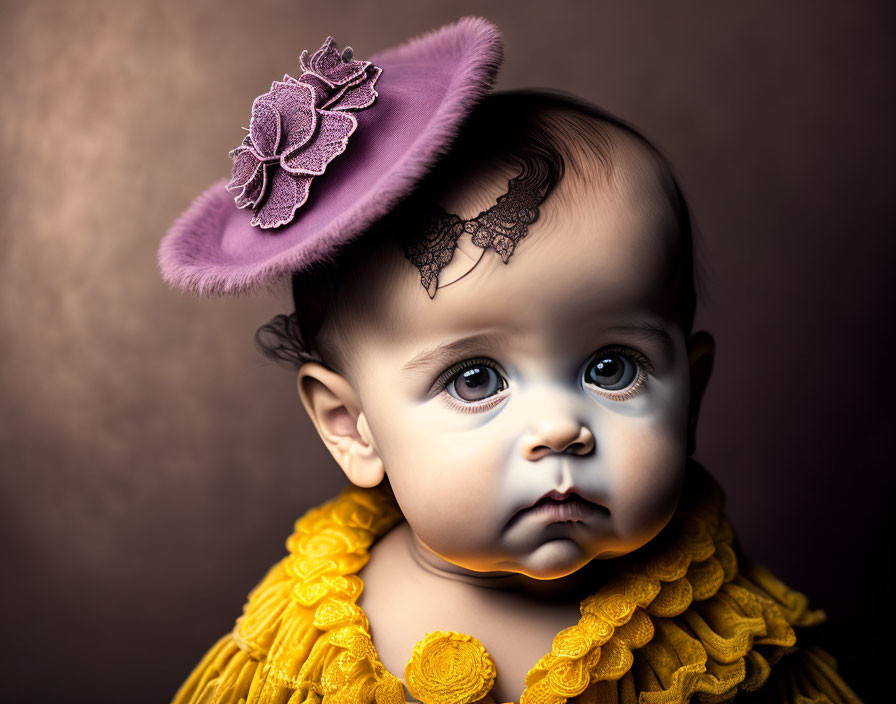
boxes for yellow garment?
[171,466,862,704]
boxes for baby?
[292,91,711,702]
[162,19,859,704]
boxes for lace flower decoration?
[226,37,382,229]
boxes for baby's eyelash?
[429,346,653,411]
[440,391,508,414]
[432,356,499,393]
[582,345,653,402]
[431,356,509,412]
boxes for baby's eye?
[583,347,651,399]
[438,357,508,406]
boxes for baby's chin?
[507,539,639,580]
[445,539,631,582]
[416,522,673,584]
[509,539,597,580]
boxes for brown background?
[1,1,892,701]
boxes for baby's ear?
[686,331,715,456]
[296,363,385,488]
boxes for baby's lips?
[506,488,611,529]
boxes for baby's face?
[330,140,695,580]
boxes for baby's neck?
[358,520,612,702]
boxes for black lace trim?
[254,312,323,368]
[399,172,548,298]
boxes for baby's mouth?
[507,491,610,529]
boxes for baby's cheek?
[385,429,503,553]
[604,414,686,547]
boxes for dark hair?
[255,90,700,371]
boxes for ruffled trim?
[170,466,861,704]
[171,486,406,704]
[728,644,862,704]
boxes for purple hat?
[158,17,503,295]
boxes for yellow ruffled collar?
[174,465,836,704]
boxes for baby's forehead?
[345,137,681,347]
[432,128,676,283]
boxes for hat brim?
[158,17,502,295]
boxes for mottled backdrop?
[1,1,892,701]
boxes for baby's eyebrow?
[401,332,510,375]
[401,322,675,376]
[602,321,675,358]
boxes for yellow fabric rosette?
[404,632,497,704]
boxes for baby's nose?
[521,418,595,461]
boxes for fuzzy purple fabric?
[159,17,503,295]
